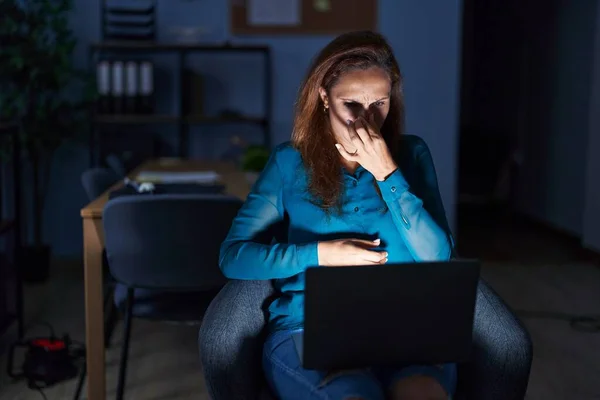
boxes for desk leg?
[83,217,106,400]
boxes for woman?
[219,31,456,400]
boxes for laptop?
[292,260,480,370]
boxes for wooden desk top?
[80,158,251,219]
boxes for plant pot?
[18,245,51,284]
[245,172,260,186]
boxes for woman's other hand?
[317,238,388,266]
[335,114,398,181]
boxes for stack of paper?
[136,171,220,184]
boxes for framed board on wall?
[231,0,378,35]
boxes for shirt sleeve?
[219,150,319,280]
[376,140,454,261]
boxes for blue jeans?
[263,329,457,400]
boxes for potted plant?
[241,144,270,185]
[0,0,94,283]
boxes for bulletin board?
[230,0,378,35]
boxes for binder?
[96,60,111,114]
[111,61,125,114]
[139,61,154,114]
[125,61,138,114]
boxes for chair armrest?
[460,279,533,400]
[199,280,275,400]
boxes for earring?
[323,104,329,113]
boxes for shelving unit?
[0,122,23,339]
[88,41,272,166]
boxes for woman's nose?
[361,108,374,120]
[348,104,372,120]
[357,107,369,117]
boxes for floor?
[0,263,207,400]
[1,204,600,399]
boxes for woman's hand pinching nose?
[335,118,398,181]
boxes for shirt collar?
[342,164,367,179]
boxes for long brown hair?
[292,31,405,213]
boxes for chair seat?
[113,283,223,322]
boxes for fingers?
[357,116,379,138]
[335,143,358,161]
[349,238,381,248]
[359,249,388,264]
[352,118,372,143]
[367,113,380,134]
[368,112,376,127]
[336,119,371,160]
[346,119,364,149]
[349,238,388,264]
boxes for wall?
[516,0,597,236]
[40,0,463,257]
[511,0,598,236]
[459,0,600,244]
[583,2,600,252]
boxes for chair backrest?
[105,153,127,177]
[103,194,242,290]
[81,167,120,201]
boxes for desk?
[80,158,250,400]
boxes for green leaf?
[241,146,271,172]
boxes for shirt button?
[354,207,359,212]
[391,186,396,193]
[353,181,358,187]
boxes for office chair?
[103,194,242,400]
[81,167,120,201]
[105,153,127,178]
[199,133,533,400]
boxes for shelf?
[0,219,14,236]
[94,114,179,124]
[94,114,267,125]
[186,115,266,124]
[90,41,270,53]
[88,40,271,162]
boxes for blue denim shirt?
[219,135,455,331]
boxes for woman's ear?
[318,87,328,105]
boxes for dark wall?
[460,0,599,236]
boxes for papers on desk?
[136,171,221,184]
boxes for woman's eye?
[374,101,385,107]
[343,102,363,115]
